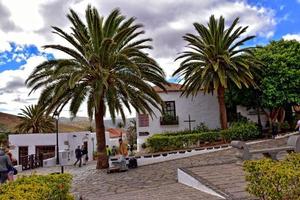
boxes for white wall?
[136,91,220,151]
[237,106,268,127]
[9,132,95,165]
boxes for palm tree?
[173,15,260,129]
[16,105,55,133]
[26,6,167,168]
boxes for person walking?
[74,146,82,167]
[81,145,88,165]
[0,148,13,184]
[295,119,300,133]
[5,148,15,181]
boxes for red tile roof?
[107,128,126,138]
[153,83,183,93]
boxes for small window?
[163,101,176,117]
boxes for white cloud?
[0,56,46,115]
[283,33,300,42]
[0,0,277,117]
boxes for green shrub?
[220,122,259,141]
[0,173,74,200]
[193,122,209,132]
[243,153,300,200]
[280,121,290,131]
[147,131,220,152]
[147,122,259,152]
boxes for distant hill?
[0,112,134,133]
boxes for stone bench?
[231,135,300,161]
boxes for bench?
[231,135,300,161]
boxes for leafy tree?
[26,6,166,168]
[256,40,300,123]
[173,15,260,129]
[16,105,55,133]
[126,119,137,147]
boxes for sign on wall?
[138,114,149,127]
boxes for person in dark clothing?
[74,146,82,167]
[81,145,88,165]
[0,149,12,184]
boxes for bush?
[147,131,221,152]
[243,153,300,200]
[193,122,209,132]
[141,143,147,149]
[220,122,259,142]
[0,173,74,200]
[147,122,259,152]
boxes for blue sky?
[0,0,299,117]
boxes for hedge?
[147,122,259,152]
[220,122,260,142]
[0,173,74,200]
[244,153,300,200]
[147,131,220,152]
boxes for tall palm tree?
[26,6,166,168]
[16,105,55,133]
[173,15,260,129]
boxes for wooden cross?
[184,114,196,133]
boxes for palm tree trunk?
[217,86,228,129]
[95,99,109,169]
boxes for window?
[161,101,178,125]
[163,101,176,118]
[35,145,55,160]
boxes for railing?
[19,152,54,170]
[20,154,43,170]
[160,116,179,125]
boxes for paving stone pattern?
[20,137,289,200]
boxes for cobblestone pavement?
[185,137,289,200]
[20,137,290,200]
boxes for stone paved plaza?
[20,137,290,200]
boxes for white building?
[9,132,96,166]
[136,83,220,151]
[9,129,127,167]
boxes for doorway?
[18,146,28,165]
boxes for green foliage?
[25,5,167,123]
[0,173,74,200]
[147,122,259,152]
[173,15,260,129]
[256,40,300,108]
[280,121,290,131]
[244,153,300,200]
[127,119,137,147]
[220,122,260,142]
[0,133,8,148]
[0,124,9,133]
[16,104,55,133]
[193,122,209,132]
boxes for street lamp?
[53,111,59,165]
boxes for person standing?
[74,146,82,167]
[118,138,128,157]
[0,148,12,184]
[106,145,112,157]
[81,145,88,165]
[118,138,128,171]
[295,119,300,133]
[5,148,15,181]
